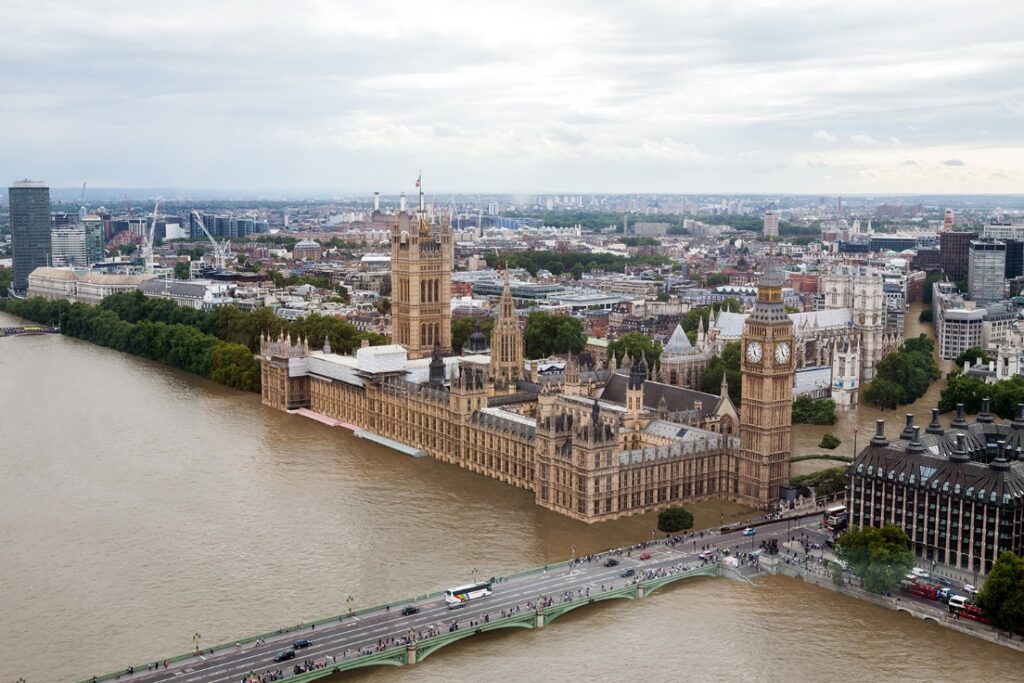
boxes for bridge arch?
[416,617,535,663]
[544,590,636,627]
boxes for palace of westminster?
[258,199,796,521]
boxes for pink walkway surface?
[295,408,358,431]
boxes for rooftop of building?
[601,372,723,419]
[852,402,1024,505]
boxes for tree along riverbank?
[0,292,388,393]
[1,296,260,391]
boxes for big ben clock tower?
[738,269,794,507]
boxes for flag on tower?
[416,171,421,189]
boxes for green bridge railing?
[78,545,720,683]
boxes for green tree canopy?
[862,335,940,410]
[818,433,841,450]
[701,341,742,406]
[452,316,494,352]
[790,467,847,496]
[0,267,12,297]
[834,524,915,594]
[174,262,191,280]
[792,396,838,425]
[953,346,992,369]
[975,551,1024,633]
[523,311,586,359]
[607,332,662,368]
[939,374,991,414]
[864,378,903,410]
[704,272,730,287]
[657,507,694,533]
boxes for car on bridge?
[620,568,635,578]
[293,639,313,649]
[699,550,714,560]
[638,552,652,561]
[742,527,757,536]
[274,649,296,662]
[401,605,420,616]
[604,558,620,567]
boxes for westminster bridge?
[79,515,823,683]
[1,325,60,337]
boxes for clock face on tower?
[774,342,791,365]
[746,341,763,363]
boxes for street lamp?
[192,632,201,654]
[472,567,478,584]
[346,595,354,617]
[570,544,576,566]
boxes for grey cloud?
[942,159,966,166]
[0,1,1021,192]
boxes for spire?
[565,349,581,385]
[322,334,332,354]
[429,342,445,388]
[629,356,646,390]
[720,372,730,399]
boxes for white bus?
[824,505,848,532]
[444,581,493,609]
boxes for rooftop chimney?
[951,403,969,429]
[900,413,915,440]
[978,397,993,424]
[907,426,926,454]
[950,432,971,464]
[373,192,380,212]
[870,419,889,447]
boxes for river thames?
[1,309,1021,682]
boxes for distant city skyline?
[1,1,1022,194]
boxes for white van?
[911,567,930,579]
[948,595,969,611]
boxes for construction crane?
[142,199,161,274]
[189,210,231,271]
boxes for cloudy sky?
[1,0,1022,194]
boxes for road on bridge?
[87,516,823,683]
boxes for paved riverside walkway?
[82,516,822,683]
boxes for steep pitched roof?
[600,372,721,419]
[663,324,693,355]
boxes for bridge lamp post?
[570,544,576,566]
[192,632,201,655]
[346,595,354,617]
[472,567,478,584]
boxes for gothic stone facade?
[389,210,452,359]
[258,336,750,523]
